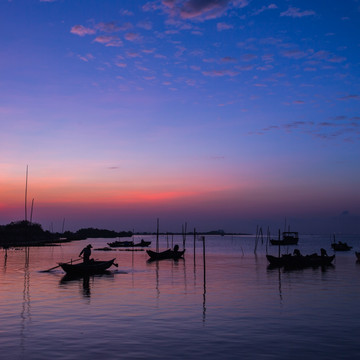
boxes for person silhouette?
[79,244,92,263]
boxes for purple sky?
[1,0,359,234]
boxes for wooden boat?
[331,242,352,251]
[270,231,299,246]
[108,240,134,247]
[267,252,335,269]
[59,258,117,274]
[108,239,151,248]
[147,249,185,261]
[133,240,151,247]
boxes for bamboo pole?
[25,165,28,222]
[30,198,34,224]
[193,228,196,261]
[156,218,159,253]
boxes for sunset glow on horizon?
[1,1,359,234]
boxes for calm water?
[1,234,360,360]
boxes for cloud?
[338,94,359,101]
[311,50,347,63]
[217,22,233,31]
[70,25,96,36]
[282,49,308,59]
[221,56,237,63]
[156,0,249,20]
[280,7,316,18]
[125,32,142,42]
[78,53,95,62]
[253,4,277,16]
[95,22,121,33]
[137,21,153,30]
[93,36,123,47]
[241,53,257,62]
[202,69,239,77]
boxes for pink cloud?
[93,35,123,47]
[95,22,121,33]
[125,32,142,41]
[70,25,96,36]
[282,49,308,59]
[159,0,249,20]
[202,69,239,77]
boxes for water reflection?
[21,248,31,353]
[2,248,8,273]
[59,271,114,299]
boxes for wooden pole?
[193,228,196,261]
[30,198,34,224]
[278,228,281,258]
[156,218,159,253]
[25,165,28,222]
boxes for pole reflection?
[20,247,31,353]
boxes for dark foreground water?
[1,234,360,360]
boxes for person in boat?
[320,248,328,257]
[293,249,302,257]
[173,244,179,254]
[79,244,92,263]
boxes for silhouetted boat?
[147,249,185,261]
[59,258,117,274]
[108,240,134,247]
[267,252,335,269]
[108,239,151,247]
[133,240,151,247]
[270,231,299,246]
[331,242,352,251]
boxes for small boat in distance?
[270,231,299,246]
[331,242,352,251]
[108,239,151,248]
[147,247,185,261]
[267,249,335,269]
[59,258,117,275]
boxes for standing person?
[79,244,92,263]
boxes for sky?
[1,0,359,234]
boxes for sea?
[1,233,360,360]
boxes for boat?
[107,240,134,247]
[270,231,299,246]
[59,258,117,274]
[331,242,352,251]
[108,239,151,248]
[267,250,335,269]
[133,240,151,247]
[146,249,185,261]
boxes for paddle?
[42,257,83,272]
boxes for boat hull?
[270,231,299,246]
[331,243,352,251]
[267,254,335,269]
[147,249,185,261]
[108,240,151,248]
[59,259,116,274]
